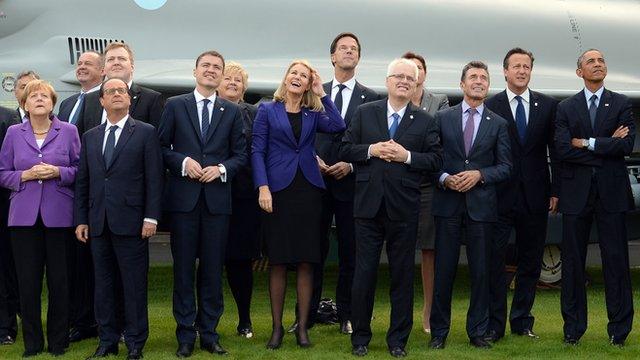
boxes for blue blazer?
[251,96,346,192]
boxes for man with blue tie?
[555,49,635,346]
[58,51,103,125]
[340,58,442,357]
[429,61,511,350]
[158,50,247,358]
[484,48,559,342]
[74,78,163,360]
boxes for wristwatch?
[582,139,589,148]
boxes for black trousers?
[431,211,492,339]
[68,239,97,332]
[171,195,228,346]
[350,204,417,348]
[489,190,547,336]
[561,182,633,340]
[310,194,356,322]
[10,219,72,353]
[91,230,149,351]
[0,201,19,339]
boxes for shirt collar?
[332,76,356,91]
[584,86,604,102]
[83,83,101,94]
[461,100,484,115]
[194,89,217,104]
[506,88,530,103]
[387,100,408,119]
[105,114,129,131]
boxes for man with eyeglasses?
[340,58,442,357]
[74,78,163,360]
[429,61,511,350]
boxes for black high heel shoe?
[295,327,312,348]
[266,326,284,350]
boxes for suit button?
[295,149,299,153]
[203,155,207,158]
[105,178,108,181]
[38,153,43,158]
[465,160,469,164]
[38,180,42,184]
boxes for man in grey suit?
[402,52,449,116]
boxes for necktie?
[463,108,476,155]
[70,92,85,125]
[334,84,347,114]
[589,94,598,129]
[515,95,527,141]
[389,113,400,139]
[201,99,210,140]
[103,125,118,167]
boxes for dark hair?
[99,78,130,98]
[402,51,426,71]
[503,47,534,70]
[329,32,361,64]
[196,50,225,69]
[461,61,489,81]
[15,70,40,82]
[577,48,603,68]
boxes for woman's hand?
[258,185,273,213]
[310,71,326,98]
[33,163,60,180]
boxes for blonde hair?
[104,42,134,64]
[20,80,57,116]
[273,59,324,112]
[224,61,249,102]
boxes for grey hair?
[386,58,419,79]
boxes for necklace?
[33,124,51,136]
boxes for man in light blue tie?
[340,58,442,357]
[429,61,511,350]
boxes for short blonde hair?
[273,59,324,112]
[224,61,249,102]
[20,80,57,116]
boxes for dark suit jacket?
[555,88,635,214]
[233,102,258,199]
[158,93,247,214]
[58,92,81,123]
[485,90,559,214]
[0,107,21,204]
[74,117,163,237]
[339,99,442,221]
[431,104,512,222]
[316,81,380,202]
[76,82,164,135]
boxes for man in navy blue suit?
[484,48,559,342]
[429,61,511,350]
[74,78,163,360]
[555,49,635,347]
[158,50,247,358]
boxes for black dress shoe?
[0,335,15,345]
[266,326,284,350]
[48,347,66,357]
[351,345,368,356]
[176,343,194,358]
[22,349,43,358]
[429,336,446,349]
[388,346,407,357]
[69,327,99,343]
[563,335,579,345]
[340,320,353,334]
[236,325,254,339]
[201,341,227,355]
[86,344,119,359]
[127,348,143,359]
[469,337,492,349]
[514,329,539,339]
[610,336,625,347]
[483,330,502,343]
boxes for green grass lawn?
[2,265,640,359]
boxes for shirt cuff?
[143,218,157,225]
[588,138,596,151]
[367,145,372,159]
[218,164,227,182]
[181,157,189,177]
[439,172,450,185]
[349,163,354,173]
[404,151,411,165]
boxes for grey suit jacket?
[419,89,449,116]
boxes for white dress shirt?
[331,76,356,120]
[19,108,27,122]
[506,87,530,124]
[584,86,604,151]
[366,100,412,164]
[69,83,100,123]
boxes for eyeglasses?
[388,74,416,83]
[103,87,128,95]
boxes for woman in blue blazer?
[252,60,345,349]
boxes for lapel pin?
[361,95,365,99]
[410,115,414,119]
[605,103,610,107]
[486,116,490,120]
[534,102,538,107]
[422,107,427,111]
[220,107,224,111]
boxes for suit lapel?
[469,108,492,155]
[129,83,142,115]
[420,90,434,114]
[570,91,592,136]
[593,89,612,135]
[394,103,416,140]
[18,121,39,152]
[92,123,107,171]
[204,98,225,144]
[452,104,466,156]
[40,118,61,149]
[274,101,298,146]
[107,118,134,171]
[523,91,542,150]
[184,93,202,142]
[344,82,367,125]
[377,101,390,140]
[300,109,314,144]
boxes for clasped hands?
[370,140,408,163]
[185,158,220,183]
[570,125,629,148]
[317,157,351,180]
[443,170,482,193]
[22,162,60,181]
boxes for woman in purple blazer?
[0,80,80,357]
[252,60,345,349]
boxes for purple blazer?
[0,117,80,227]
[252,95,346,192]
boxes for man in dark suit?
[13,71,40,121]
[484,48,559,342]
[340,58,442,357]
[58,51,103,124]
[0,106,20,346]
[74,78,163,360]
[76,42,164,135]
[555,49,635,347]
[429,61,511,350]
[158,50,247,358]
[303,32,379,335]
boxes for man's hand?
[199,166,221,183]
[185,158,204,179]
[549,196,559,214]
[327,162,351,180]
[456,170,482,192]
[258,185,273,213]
[383,140,409,163]
[443,175,460,191]
[612,126,629,138]
[75,224,89,243]
[370,142,396,162]
[317,156,330,175]
[141,221,157,238]
[571,138,585,149]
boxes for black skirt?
[262,170,323,265]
